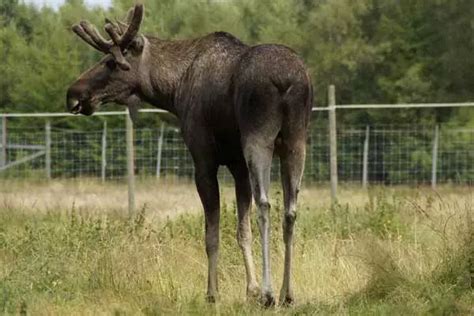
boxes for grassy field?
[1,179,473,315]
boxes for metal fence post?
[1,116,6,167]
[101,121,107,182]
[45,121,51,179]
[156,123,165,178]
[431,125,439,189]
[328,85,338,203]
[126,113,136,215]
[362,125,370,188]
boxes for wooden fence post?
[328,85,338,203]
[431,125,439,189]
[45,121,51,179]
[126,113,135,215]
[156,123,165,178]
[101,121,107,182]
[362,125,370,188]
[1,117,6,168]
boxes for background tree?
[0,0,472,129]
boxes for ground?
[0,179,473,315]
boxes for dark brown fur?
[67,5,312,306]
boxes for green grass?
[0,184,473,315]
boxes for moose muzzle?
[66,87,95,116]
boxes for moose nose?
[66,83,87,113]
[66,97,81,114]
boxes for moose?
[66,4,312,306]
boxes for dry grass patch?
[0,180,472,314]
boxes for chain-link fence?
[1,122,472,185]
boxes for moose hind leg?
[243,140,275,307]
[279,141,306,305]
[228,162,259,299]
[194,165,220,302]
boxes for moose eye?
[105,59,117,70]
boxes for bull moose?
[66,4,312,306]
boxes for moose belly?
[215,136,244,166]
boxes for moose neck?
[138,36,200,117]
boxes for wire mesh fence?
[1,122,473,185]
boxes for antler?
[72,4,144,71]
[71,24,103,52]
[119,4,144,49]
[104,4,143,49]
[72,21,113,53]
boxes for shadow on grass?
[342,231,473,315]
[287,230,473,316]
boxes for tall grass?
[0,182,472,315]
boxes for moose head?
[66,4,145,116]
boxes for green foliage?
[298,188,407,239]
[0,0,472,130]
[365,189,405,238]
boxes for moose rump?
[232,44,312,305]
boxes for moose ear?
[130,36,145,53]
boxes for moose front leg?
[194,165,220,302]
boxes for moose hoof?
[246,285,260,301]
[260,292,276,308]
[279,294,295,307]
[206,294,217,304]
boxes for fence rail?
[1,86,473,213]
[1,122,472,183]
